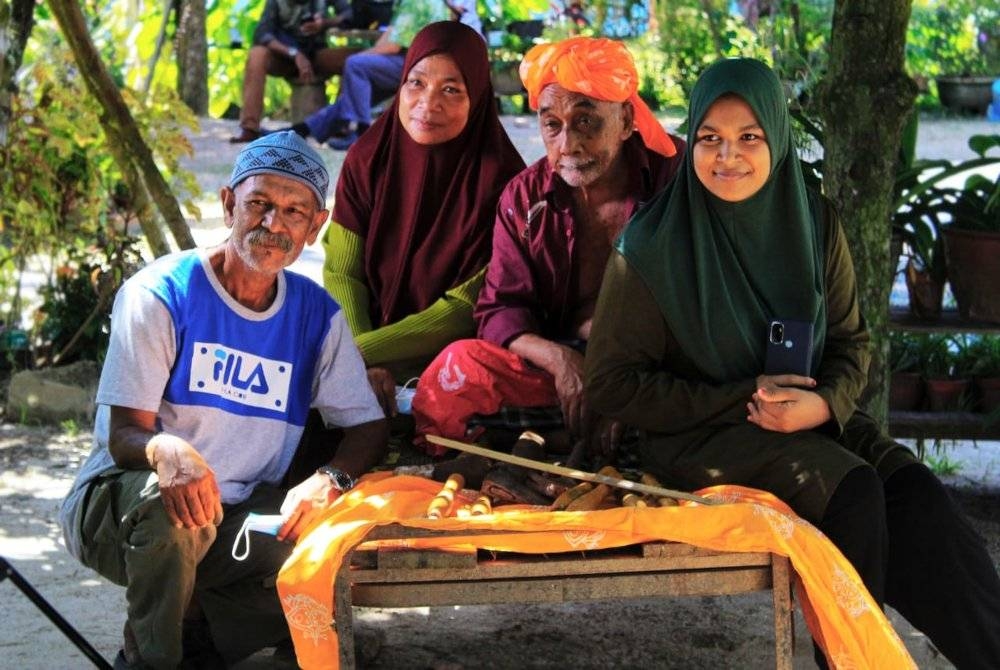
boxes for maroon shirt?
[475,133,685,347]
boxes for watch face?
[319,466,353,490]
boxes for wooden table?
[333,524,794,669]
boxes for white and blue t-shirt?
[59,249,383,558]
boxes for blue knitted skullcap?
[230,131,329,207]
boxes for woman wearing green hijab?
[586,58,1000,668]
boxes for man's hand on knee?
[149,434,223,529]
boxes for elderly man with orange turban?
[411,37,685,463]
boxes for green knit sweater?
[322,223,484,366]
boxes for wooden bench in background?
[333,524,794,669]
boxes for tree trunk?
[48,0,195,256]
[815,0,917,425]
[175,0,208,115]
[0,0,37,148]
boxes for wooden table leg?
[771,554,794,670]
[335,557,356,670]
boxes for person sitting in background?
[411,36,684,456]
[323,21,524,417]
[58,131,387,668]
[339,0,394,30]
[290,0,482,150]
[231,0,360,144]
[585,57,1000,669]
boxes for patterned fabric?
[411,339,559,451]
[230,130,330,207]
[518,37,677,158]
[277,477,916,669]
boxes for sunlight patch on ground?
[0,469,74,498]
[356,606,433,623]
[0,535,62,560]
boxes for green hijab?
[616,57,825,383]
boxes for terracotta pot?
[904,260,944,320]
[924,378,971,412]
[975,377,1000,414]
[943,228,1000,324]
[889,372,924,411]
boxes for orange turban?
[519,37,677,158]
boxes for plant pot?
[904,259,944,320]
[975,377,1000,414]
[889,371,924,411]
[924,377,971,412]
[942,228,1000,323]
[936,76,995,115]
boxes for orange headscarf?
[519,37,677,158]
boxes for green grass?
[59,418,79,437]
[925,453,962,477]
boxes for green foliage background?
[5,0,999,364]
[1,4,200,358]
[38,1,997,125]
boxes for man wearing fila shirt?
[59,131,387,669]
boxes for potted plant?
[919,333,972,412]
[891,134,1000,321]
[891,148,992,318]
[888,331,924,411]
[894,191,949,319]
[966,334,1000,414]
[938,135,1000,323]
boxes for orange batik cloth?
[277,474,914,670]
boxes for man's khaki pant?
[77,470,293,668]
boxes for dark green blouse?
[586,197,915,521]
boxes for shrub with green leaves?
[889,331,922,373]
[907,0,1000,78]
[2,14,200,363]
[965,335,1000,378]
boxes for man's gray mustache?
[247,229,293,251]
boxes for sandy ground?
[2,113,1000,669]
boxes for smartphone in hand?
[764,319,814,376]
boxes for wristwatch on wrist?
[287,46,299,59]
[316,465,354,492]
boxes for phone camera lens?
[769,322,784,344]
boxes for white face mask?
[231,512,285,561]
